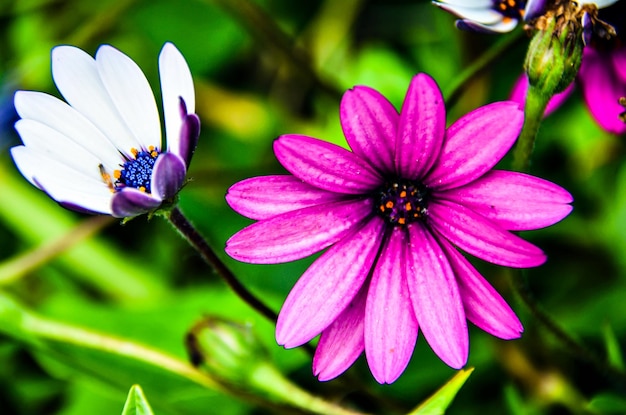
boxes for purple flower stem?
[165,206,278,323]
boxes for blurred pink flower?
[578,46,626,134]
[510,0,626,134]
[510,46,626,134]
[226,73,573,383]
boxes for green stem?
[512,85,549,172]
[248,362,371,415]
[0,292,223,392]
[444,30,525,106]
[507,270,626,384]
[164,206,278,323]
[0,215,114,285]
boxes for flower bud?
[185,316,266,384]
[525,7,584,98]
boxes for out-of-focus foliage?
[0,0,625,414]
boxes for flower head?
[11,43,200,218]
[225,73,573,383]
[433,0,534,33]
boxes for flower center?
[494,0,525,20]
[113,146,160,193]
[376,179,429,226]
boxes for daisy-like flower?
[433,0,535,33]
[225,73,573,383]
[10,42,200,218]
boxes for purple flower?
[225,74,573,383]
[433,0,542,34]
[577,46,626,134]
[11,43,200,218]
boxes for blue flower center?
[494,0,525,20]
[376,179,429,226]
[113,147,160,193]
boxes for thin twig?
[165,206,278,323]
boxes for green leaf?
[587,393,626,414]
[408,367,474,415]
[121,385,154,415]
[602,322,624,370]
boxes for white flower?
[433,0,527,33]
[433,0,622,34]
[11,42,200,218]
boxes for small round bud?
[525,11,584,98]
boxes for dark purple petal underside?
[179,111,200,167]
[152,152,187,200]
[111,189,161,218]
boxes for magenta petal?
[340,86,398,174]
[509,74,574,117]
[424,101,524,190]
[225,198,374,264]
[313,287,367,381]
[406,224,468,369]
[579,48,626,134]
[111,189,161,218]
[428,200,546,268]
[438,237,523,340]
[437,170,573,231]
[226,175,346,220]
[613,46,626,81]
[276,217,385,348]
[365,228,418,384]
[274,135,383,194]
[396,73,446,180]
[152,152,187,200]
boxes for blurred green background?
[0,0,625,414]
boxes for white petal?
[96,45,162,152]
[51,45,141,155]
[481,18,520,33]
[14,91,121,171]
[11,147,113,214]
[434,0,492,7]
[582,0,619,7]
[159,43,195,156]
[15,119,106,178]
[435,4,503,24]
